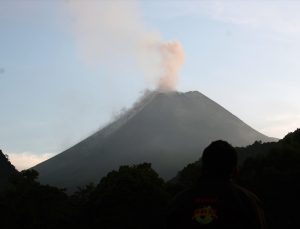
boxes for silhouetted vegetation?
[0,150,18,191]
[0,169,71,229]
[1,129,300,228]
[237,130,300,229]
[71,163,170,229]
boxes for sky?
[1,0,300,170]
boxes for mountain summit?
[34,91,276,189]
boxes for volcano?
[33,91,276,189]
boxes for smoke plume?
[158,42,184,91]
[66,0,184,91]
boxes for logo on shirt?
[192,206,218,224]
[192,197,218,224]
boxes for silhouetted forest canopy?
[1,129,300,229]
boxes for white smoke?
[157,41,184,91]
[66,0,184,91]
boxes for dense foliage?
[71,163,170,229]
[0,150,17,189]
[0,163,171,229]
[1,129,300,229]
[238,129,300,229]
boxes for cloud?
[7,152,54,171]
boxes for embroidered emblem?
[192,205,218,224]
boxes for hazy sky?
[1,0,300,170]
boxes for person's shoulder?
[166,187,194,220]
[167,185,202,212]
[231,184,268,229]
[231,183,263,207]
[171,187,194,204]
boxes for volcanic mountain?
[33,91,276,189]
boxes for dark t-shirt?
[166,179,267,229]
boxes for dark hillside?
[0,150,18,190]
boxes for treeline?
[1,129,300,229]
[0,150,18,189]
[0,163,171,229]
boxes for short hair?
[201,140,238,179]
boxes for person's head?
[201,140,238,180]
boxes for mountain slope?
[33,91,276,189]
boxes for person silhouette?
[166,140,267,229]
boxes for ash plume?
[157,42,184,92]
[66,0,184,91]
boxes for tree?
[238,129,300,229]
[0,169,71,229]
[85,163,170,229]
